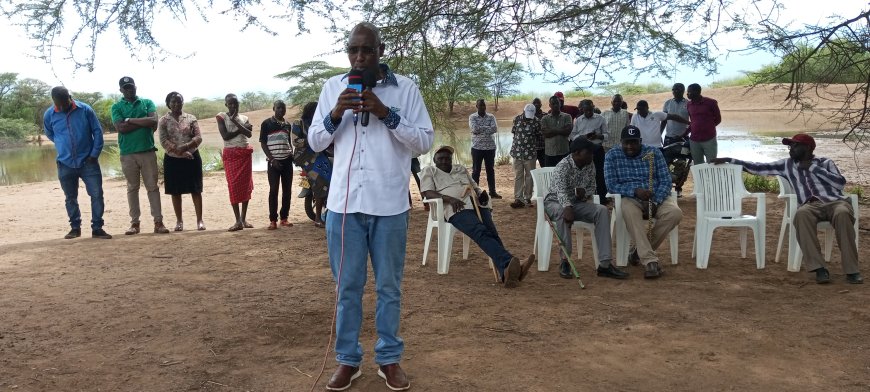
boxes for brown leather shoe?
[518,254,536,282]
[503,257,521,288]
[326,365,361,391]
[377,363,410,391]
[154,221,170,234]
[125,223,140,235]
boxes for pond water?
[0,124,785,186]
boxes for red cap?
[554,91,565,99]
[782,133,815,150]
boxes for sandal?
[243,221,254,229]
[279,219,293,227]
[267,222,278,230]
[314,221,325,228]
[227,223,244,232]
[174,222,184,232]
[197,221,206,231]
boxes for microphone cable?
[309,120,358,392]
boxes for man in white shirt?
[308,22,434,392]
[601,94,630,150]
[630,100,688,148]
[570,99,608,202]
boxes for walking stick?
[542,210,586,289]
[465,186,501,283]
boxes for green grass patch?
[742,173,780,193]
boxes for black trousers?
[544,153,568,167]
[267,157,293,221]
[593,145,607,203]
[471,148,497,193]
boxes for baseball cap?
[523,104,536,119]
[118,76,135,88]
[782,133,816,150]
[621,125,641,140]
[635,99,649,109]
[554,91,565,99]
[434,145,455,155]
[569,136,595,153]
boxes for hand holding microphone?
[331,68,388,126]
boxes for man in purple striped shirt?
[712,133,862,284]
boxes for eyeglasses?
[346,46,377,55]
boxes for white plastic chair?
[775,176,859,272]
[606,193,679,267]
[530,167,601,271]
[690,163,766,269]
[422,198,497,280]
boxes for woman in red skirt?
[217,93,254,231]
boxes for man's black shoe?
[64,228,81,239]
[559,260,572,279]
[846,273,864,284]
[814,267,831,284]
[597,264,629,280]
[92,229,113,239]
[628,249,640,266]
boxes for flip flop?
[243,222,254,229]
[314,221,325,228]
[227,223,243,232]
[197,222,206,231]
[174,222,184,232]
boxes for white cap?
[523,104,536,119]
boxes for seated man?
[544,137,628,280]
[712,133,863,284]
[421,145,536,288]
[604,125,683,279]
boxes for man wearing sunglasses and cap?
[712,134,863,284]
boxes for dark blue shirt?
[43,100,104,168]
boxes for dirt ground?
[2,88,870,391]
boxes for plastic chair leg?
[775,215,788,263]
[669,226,679,265]
[739,227,748,259]
[423,224,435,266]
[537,230,554,271]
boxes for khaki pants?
[512,158,535,201]
[794,199,860,274]
[121,151,163,224]
[622,196,682,265]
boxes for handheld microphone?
[360,69,379,127]
[347,69,364,125]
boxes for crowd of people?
[42,21,862,392]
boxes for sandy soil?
[1,87,870,391]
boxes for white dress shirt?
[308,66,435,216]
[630,111,668,147]
[569,113,607,144]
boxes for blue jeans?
[448,209,513,278]
[325,211,409,367]
[57,160,105,230]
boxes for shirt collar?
[340,63,399,87]
[53,100,78,113]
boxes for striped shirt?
[469,112,498,150]
[545,154,596,207]
[728,157,847,205]
[604,145,672,204]
[601,109,630,149]
[259,117,292,160]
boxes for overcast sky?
[1,1,866,101]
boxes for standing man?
[308,22,434,392]
[601,94,630,151]
[44,86,112,240]
[604,126,683,279]
[686,83,721,164]
[712,134,862,284]
[554,91,580,119]
[111,76,169,235]
[570,99,608,202]
[630,100,689,148]
[532,97,546,168]
[468,99,502,199]
[509,104,541,208]
[661,83,690,146]
[544,137,627,280]
[540,95,572,167]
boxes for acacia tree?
[275,61,347,106]
[4,0,868,147]
[487,60,523,111]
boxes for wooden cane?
[465,186,501,283]
[543,210,586,289]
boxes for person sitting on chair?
[420,145,536,288]
[544,137,628,280]
[711,133,862,284]
[604,125,683,279]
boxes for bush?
[742,173,779,193]
[0,117,38,141]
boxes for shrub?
[742,173,779,193]
[0,117,38,141]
